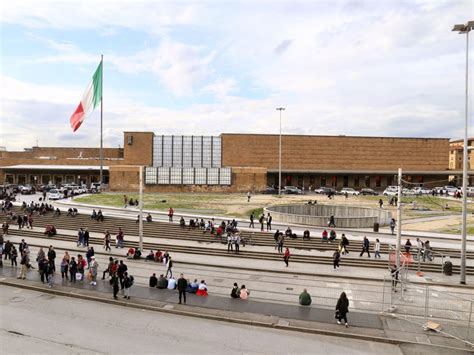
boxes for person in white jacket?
[374,239,381,258]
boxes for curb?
[1,279,471,352]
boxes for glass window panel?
[219,168,231,185]
[145,167,158,184]
[195,168,207,185]
[158,167,170,184]
[183,168,194,185]
[162,136,173,167]
[170,167,182,184]
[153,135,163,167]
[193,137,202,167]
[207,168,219,185]
[182,136,193,167]
[173,136,182,167]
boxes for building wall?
[123,132,154,166]
[222,134,450,171]
[109,165,267,192]
[449,139,473,170]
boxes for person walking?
[359,236,371,258]
[378,198,384,208]
[333,249,340,270]
[111,272,120,299]
[18,251,29,279]
[104,230,111,251]
[249,212,254,228]
[247,191,251,203]
[83,228,90,247]
[389,218,396,235]
[177,273,188,304]
[46,261,54,288]
[165,257,173,278]
[266,213,272,231]
[278,233,284,254]
[374,238,381,258]
[117,260,128,290]
[259,214,264,232]
[102,257,114,280]
[227,234,233,253]
[335,292,350,327]
[283,247,290,267]
[123,272,133,299]
[340,234,349,255]
[10,246,18,267]
[69,257,77,283]
[89,256,98,286]
[168,207,174,222]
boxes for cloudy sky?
[0,0,472,150]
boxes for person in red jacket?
[168,207,174,222]
[284,247,290,267]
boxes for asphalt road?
[0,286,404,355]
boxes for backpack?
[129,275,134,286]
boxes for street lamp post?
[452,21,474,285]
[276,107,285,195]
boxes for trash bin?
[373,222,379,232]
[443,260,453,276]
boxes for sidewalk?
[0,268,471,352]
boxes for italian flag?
[70,61,103,132]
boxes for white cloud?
[1,0,473,150]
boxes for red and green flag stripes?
[70,61,102,132]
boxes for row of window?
[152,135,222,168]
[145,167,231,185]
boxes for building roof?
[0,165,109,171]
[221,133,450,140]
[267,169,471,175]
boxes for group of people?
[248,212,273,232]
[149,273,208,303]
[90,209,104,222]
[298,289,350,327]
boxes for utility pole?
[452,21,473,284]
[396,168,402,269]
[138,165,144,252]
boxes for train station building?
[0,131,470,192]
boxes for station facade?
[0,131,470,192]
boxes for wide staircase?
[2,207,472,275]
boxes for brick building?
[1,131,469,192]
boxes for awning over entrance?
[0,164,109,171]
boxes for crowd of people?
[0,190,444,331]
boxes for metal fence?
[381,271,474,347]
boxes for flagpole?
[100,54,103,186]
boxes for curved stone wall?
[264,204,392,228]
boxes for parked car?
[314,187,337,195]
[284,186,303,194]
[263,186,279,194]
[48,189,63,200]
[412,187,432,195]
[360,188,378,196]
[383,186,399,196]
[340,187,360,196]
[20,185,35,195]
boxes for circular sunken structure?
[264,204,392,228]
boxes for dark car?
[263,186,279,194]
[284,186,303,194]
[360,188,378,196]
